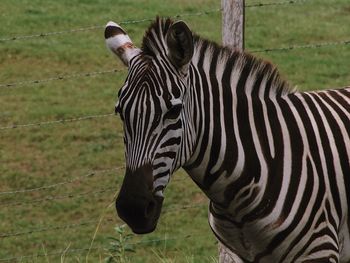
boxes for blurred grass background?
[0,0,349,262]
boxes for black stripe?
[184,41,210,171]
[318,91,350,226]
[150,121,182,159]
[281,157,323,262]
[202,47,222,189]
[221,53,239,178]
[224,58,261,207]
[154,171,170,180]
[154,151,176,160]
[153,162,167,170]
[257,157,314,262]
[160,137,181,148]
[329,89,350,112]
[238,72,285,220]
[312,93,343,220]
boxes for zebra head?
[105,19,194,234]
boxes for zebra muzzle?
[115,165,164,234]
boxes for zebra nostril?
[144,200,156,218]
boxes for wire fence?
[1,40,349,91]
[1,0,349,261]
[0,166,189,197]
[0,8,221,43]
[0,202,207,240]
[246,0,306,8]
[0,167,123,195]
[251,39,350,53]
[1,187,116,207]
[0,1,303,43]
[0,69,124,89]
[0,113,115,131]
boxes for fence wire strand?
[1,187,116,207]
[0,1,306,43]
[246,0,306,8]
[0,166,188,196]
[0,167,124,196]
[2,186,206,209]
[0,25,104,42]
[0,8,221,43]
[0,113,115,131]
[0,69,123,89]
[1,39,349,91]
[251,39,350,53]
[0,202,207,239]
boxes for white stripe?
[210,54,226,174]
[259,75,275,158]
[256,91,292,229]
[234,69,268,219]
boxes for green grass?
[0,0,349,262]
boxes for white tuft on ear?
[104,21,141,67]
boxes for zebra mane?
[141,18,294,95]
[142,17,172,57]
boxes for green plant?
[104,224,135,263]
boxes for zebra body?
[105,18,350,262]
[186,40,350,261]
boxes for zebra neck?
[183,39,294,205]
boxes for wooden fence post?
[221,0,245,50]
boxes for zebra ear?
[105,21,141,67]
[166,21,194,71]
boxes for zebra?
[104,17,350,262]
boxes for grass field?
[0,0,349,262]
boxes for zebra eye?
[164,104,182,120]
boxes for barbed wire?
[0,69,123,89]
[0,1,306,44]
[0,167,190,196]
[0,112,115,131]
[251,39,350,53]
[0,8,221,43]
[0,24,104,42]
[0,202,207,239]
[2,184,205,210]
[0,187,116,207]
[0,167,124,196]
[246,0,306,8]
[1,38,349,91]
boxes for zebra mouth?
[115,164,165,234]
[132,224,157,235]
[116,194,164,235]
[131,195,164,234]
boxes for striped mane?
[141,17,294,96]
